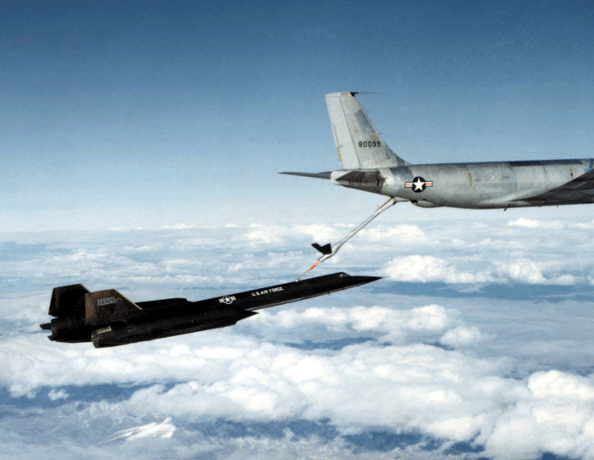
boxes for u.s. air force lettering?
[251,286,284,297]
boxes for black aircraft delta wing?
[39,272,380,348]
[283,92,594,279]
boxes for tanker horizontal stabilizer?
[280,171,332,180]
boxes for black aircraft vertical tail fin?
[85,289,147,326]
[49,284,90,318]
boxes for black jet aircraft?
[40,272,380,348]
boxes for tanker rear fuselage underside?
[332,159,594,208]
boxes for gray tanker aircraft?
[285,92,594,278]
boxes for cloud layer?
[1,301,594,459]
[2,217,594,459]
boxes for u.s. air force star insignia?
[405,176,433,193]
[219,296,236,305]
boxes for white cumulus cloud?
[256,304,452,343]
[441,326,483,347]
[384,255,493,284]
[495,259,578,285]
[48,388,69,401]
[507,218,565,229]
[360,224,426,243]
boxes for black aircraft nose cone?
[355,275,383,284]
[344,275,383,288]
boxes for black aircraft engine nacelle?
[91,310,257,348]
[45,316,91,343]
[40,283,259,348]
[40,284,93,343]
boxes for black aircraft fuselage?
[40,272,380,348]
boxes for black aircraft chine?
[40,272,380,348]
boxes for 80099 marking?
[359,141,381,148]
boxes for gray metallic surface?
[354,160,594,208]
[280,171,333,180]
[325,92,408,169]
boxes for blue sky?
[2,0,594,231]
[3,1,594,459]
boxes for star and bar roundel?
[405,176,433,193]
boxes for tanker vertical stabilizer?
[325,92,408,169]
